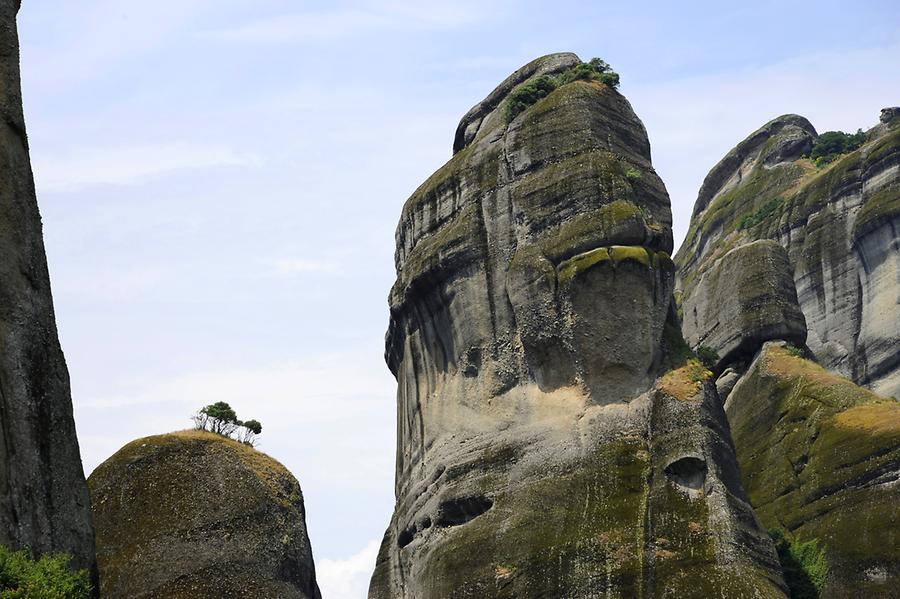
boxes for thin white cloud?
[79,352,392,414]
[316,539,381,599]
[33,141,262,192]
[273,259,338,275]
[200,2,493,43]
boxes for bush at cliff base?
[0,545,92,599]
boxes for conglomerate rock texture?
[727,342,900,598]
[676,109,900,398]
[0,0,96,580]
[371,53,787,598]
[88,431,321,599]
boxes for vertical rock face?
[371,54,786,598]
[0,0,96,578]
[88,431,321,599]
[676,110,900,398]
[681,239,807,369]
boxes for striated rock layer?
[371,53,786,598]
[0,0,96,580]
[676,109,900,397]
[88,431,321,599]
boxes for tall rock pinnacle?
[0,0,97,581]
[370,53,787,598]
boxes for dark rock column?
[0,0,97,581]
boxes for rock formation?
[681,239,807,369]
[676,109,900,398]
[88,431,321,599]
[677,110,900,597]
[727,342,900,597]
[0,0,96,580]
[370,53,787,598]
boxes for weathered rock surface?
[681,239,807,369]
[372,53,786,598]
[727,342,900,598]
[88,431,321,599]
[676,110,900,398]
[0,0,96,580]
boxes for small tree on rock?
[192,402,262,446]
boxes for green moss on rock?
[88,431,321,599]
[727,344,900,597]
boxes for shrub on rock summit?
[505,57,621,122]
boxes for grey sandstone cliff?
[677,110,900,597]
[370,54,787,598]
[676,109,900,397]
[88,431,321,599]
[0,0,96,580]
[682,239,807,369]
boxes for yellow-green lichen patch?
[832,402,900,436]
[608,245,650,266]
[657,360,713,401]
[537,199,651,262]
[556,247,611,285]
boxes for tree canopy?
[192,402,263,446]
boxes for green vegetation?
[783,343,806,359]
[505,58,621,122]
[0,545,92,599]
[695,346,719,370]
[625,167,641,181]
[738,197,783,230]
[192,402,263,446]
[505,75,558,122]
[769,529,828,599]
[807,129,866,167]
[662,321,696,369]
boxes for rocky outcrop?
[0,0,96,580]
[88,431,321,599]
[676,109,900,398]
[681,239,807,369]
[371,53,787,598]
[727,342,900,598]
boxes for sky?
[16,1,900,597]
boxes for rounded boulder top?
[88,430,321,599]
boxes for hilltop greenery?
[0,545,92,599]
[807,129,866,167]
[192,401,263,446]
[505,58,620,122]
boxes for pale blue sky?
[17,1,900,597]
